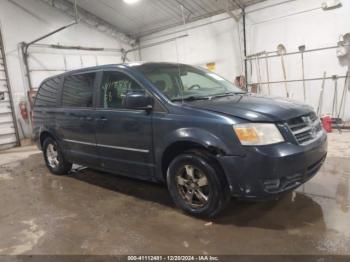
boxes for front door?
[95,70,154,179]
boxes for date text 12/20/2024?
[127,256,220,261]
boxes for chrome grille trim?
[287,113,323,145]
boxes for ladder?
[0,26,20,150]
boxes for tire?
[167,150,231,218]
[43,137,72,175]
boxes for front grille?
[287,112,323,145]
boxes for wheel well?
[161,141,224,180]
[40,131,54,148]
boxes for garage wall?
[139,12,243,82]
[0,0,137,138]
[140,0,350,120]
[246,0,350,120]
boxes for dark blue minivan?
[33,62,327,217]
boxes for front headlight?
[233,123,284,146]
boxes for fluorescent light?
[123,0,140,4]
[321,0,342,10]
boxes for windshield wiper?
[210,91,248,99]
[171,96,210,102]
[209,92,237,99]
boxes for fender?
[154,127,239,181]
[163,127,231,154]
[35,126,60,150]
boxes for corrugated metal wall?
[0,28,19,150]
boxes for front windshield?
[136,64,244,101]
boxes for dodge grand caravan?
[33,62,327,217]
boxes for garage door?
[0,28,19,150]
[27,44,123,89]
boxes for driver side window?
[100,71,144,109]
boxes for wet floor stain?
[0,149,349,255]
[0,173,12,180]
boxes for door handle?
[78,116,92,121]
[96,117,108,122]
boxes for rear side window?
[62,73,96,108]
[35,77,61,107]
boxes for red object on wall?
[321,115,332,133]
[19,102,28,120]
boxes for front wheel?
[167,150,230,217]
[43,137,72,175]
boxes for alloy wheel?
[175,164,210,208]
[46,143,59,169]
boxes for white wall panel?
[28,53,65,70]
[140,13,242,82]
[81,55,97,67]
[140,0,350,120]
[96,55,122,65]
[64,55,83,71]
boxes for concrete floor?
[0,132,349,255]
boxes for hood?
[185,94,313,122]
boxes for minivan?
[33,62,327,217]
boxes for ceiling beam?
[225,0,241,22]
[40,0,136,46]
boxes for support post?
[242,8,248,89]
[20,42,32,90]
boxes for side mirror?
[123,91,153,112]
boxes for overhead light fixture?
[123,0,140,4]
[321,0,342,10]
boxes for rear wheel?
[167,150,230,217]
[43,137,72,175]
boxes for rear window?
[35,77,61,107]
[62,73,96,108]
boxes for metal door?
[0,26,20,150]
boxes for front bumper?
[218,131,327,199]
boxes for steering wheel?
[188,84,201,90]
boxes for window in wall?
[100,71,144,109]
[62,73,96,108]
